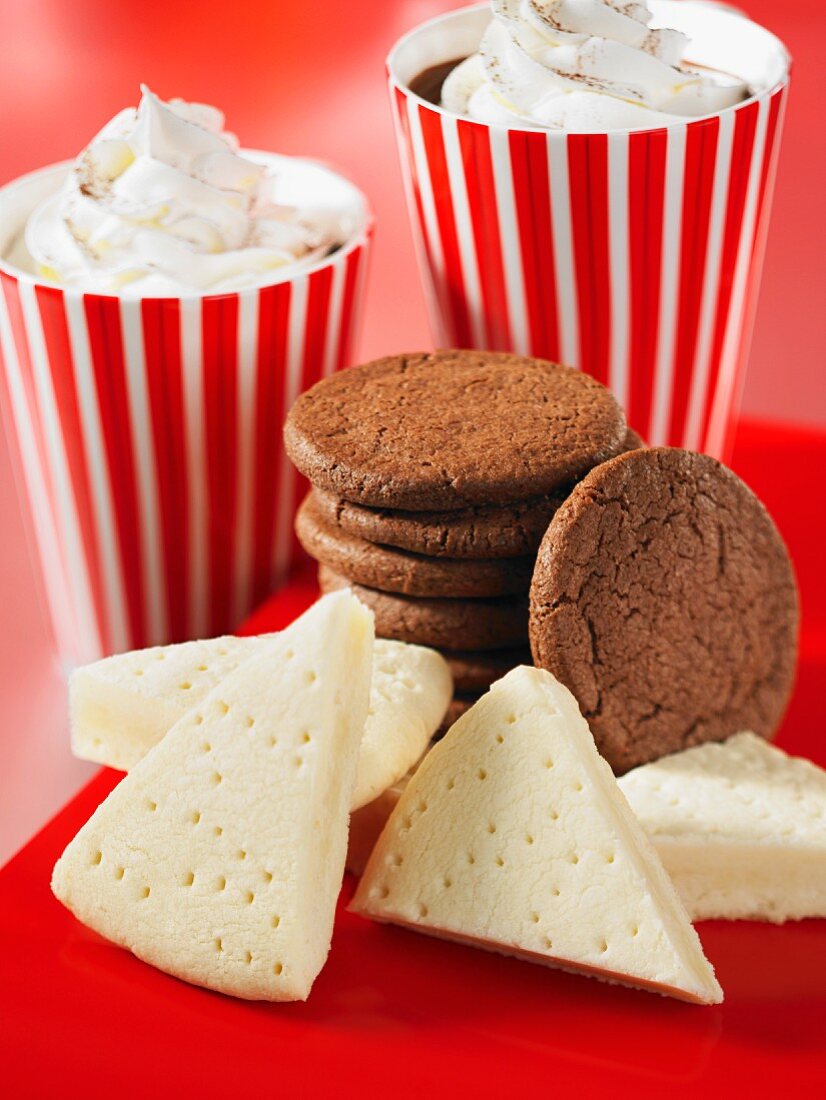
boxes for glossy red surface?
[1,419,824,1095]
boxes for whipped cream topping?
[442,1,749,132]
[23,87,340,295]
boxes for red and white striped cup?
[0,153,371,667]
[388,2,790,459]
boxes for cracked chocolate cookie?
[284,350,627,511]
[529,447,799,774]
[319,566,529,650]
[296,493,533,597]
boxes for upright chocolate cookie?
[529,448,799,774]
[296,494,533,598]
[309,487,567,560]
[319,566,529,651]
[285,350,627,511]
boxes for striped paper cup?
[0,153,371,667]
[388,1,790,458]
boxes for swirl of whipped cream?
[442,1,749,132]
[24,87,339,295]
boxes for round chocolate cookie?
[309,487,567,560]
[284,350,627,511]
[319,566,529,651]
[529,448,799,774]
[443,647,532,692]
[296,494,533,598]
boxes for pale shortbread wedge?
[71,633,451,810]
[619,732,826,923]
[52,591,373,1001]
[352,667,722,1005]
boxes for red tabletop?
[1,418,824,1097]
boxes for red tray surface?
[2,420,825,1097]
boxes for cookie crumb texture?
[529,448,799,774]
[284,351,627,511]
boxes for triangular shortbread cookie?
[53,591,373,1001]
[71,632,450,809]
[619,732,826,922]
[352,666,722,1004]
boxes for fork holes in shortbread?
[92,850,102,866]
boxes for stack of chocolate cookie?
[284,350,633,725]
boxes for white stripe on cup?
[273,276,309,584]
[0,286,76,662]
[441,114,485,347]
[119,300,167,645]
[649,126,687,446]
[684,110,734,450]
[489,127,529,356]
[607,132,631,410]
[231,289,260,627]
[321,256,346,379]
[389,82,442,345]
[706,96,774,457]
[19,282,101,662]
[64,294,130,654]
[179,296,209,639]
[406,97,449,345]
[349,238,372,362]
[547,133,580,368]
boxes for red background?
[0,0,824,874]
[0,4,824,1092]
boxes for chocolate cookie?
[529,448,799,774]
[296,494,533,598]
[284,350,627,511]
[308,487,567,560]
[443,647,532,692]
[319,566,529,651]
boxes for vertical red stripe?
[668,117,720,444]
[334,247,363,374]
[36,287,110,652]
[508,130,560,360]
[567,134,611,384]
[749,90,785,271]
[716,89,785,459]
[627,128,668,438]
[84,295,147,649]
[392,86,443,318]
[202,295,239,636]
[251,282,291,607]
[417,105,472,347]
[142,298,189,643]
[291,267,333,566]
[458,121,512,350]
[698,102,759,446]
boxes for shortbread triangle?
[352,666,723,1004]
[52,591,373,1001]
[619,732,826,922]
[70,633,450,809]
